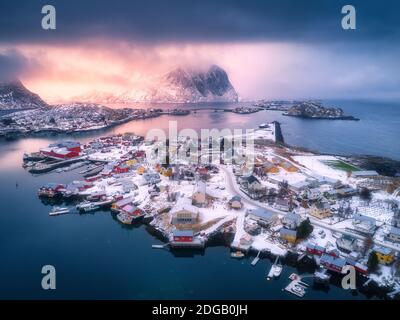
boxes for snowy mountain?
[75,65,239,104]
[0,80,48,110]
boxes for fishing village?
[22,121,400,299]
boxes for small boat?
[82,203,100,213]
[76,201,99,212]
[230,251,245,259]
[267,256,283,280]
[273,263,283,277]
[259,123,270,129]
[49,206,69,216]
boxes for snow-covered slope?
[0,80,48,110]
[75,65,239,104]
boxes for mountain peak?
[0,80,48,110]
[74,64,239,104]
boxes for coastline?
[282,113,360,121]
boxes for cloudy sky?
[0,0,399,102]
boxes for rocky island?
[283,101,359,120]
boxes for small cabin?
[228,196,243,209]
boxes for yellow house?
[160,167,173,177]
[374,246,395,265]
[280,228,297,244]
[126,159,137,167]
[309,202,332,219]
[136,166,146,175]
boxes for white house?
[171,197,200,225]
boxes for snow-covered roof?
[389,226,400,236]
[247,208,275,221]
[171,197,199,215]
[173,229,194,237]
[194,181,206,194]
[352,170,379,177]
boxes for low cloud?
[0,49,37,81]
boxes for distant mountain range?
[0,65,238,111]
[0,80,48,110]
[74,65,239,104]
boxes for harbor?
[1,101,400,299]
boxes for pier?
[284,274,309,298]
[251,251,261,266]
[28,157,86,174]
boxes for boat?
[230,251,245,259]
[258,123,270,129]
[49,206,70,216]
[116,212,133,225]
[76,201,102,212]
[273,263,283,277]
[82,203,100,213]
[267,256,283,280]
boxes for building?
[120,205,144,218]
[309,201,331,219]
[275,198,290,212]
[172,229,194,242]
[240,175,262,189]
[289,180,311,193]
[280,228,297,243]
[192,181,207,206]
[49,141,81,152]
[306,188,322,200]
[40,147,80,159]
[282,212,302,230]
[142,173,161,185]
[38,183,64,197]
[351,171,379,178]
[336,235,357,253]
[113,163,130,174]
[111,197,135,212]
[239,175,266,199]
[247,208,277,226]
[228,196,243,209]
[388,226,400,243]
[320,254,346,273]
[171,197,200,225]
[306,243,325,256]
[352,214,376,235]
[136,165,146,175]
[373,246,395,265]
[336,187,357,197]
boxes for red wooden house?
[172,230,194,242]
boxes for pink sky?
[2,40,397,102]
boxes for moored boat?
[230,251,245,259]
[49,206,70,216]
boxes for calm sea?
[0,99,397,299]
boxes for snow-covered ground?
[293,155,349,182]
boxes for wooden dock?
[284,274,309,298]
[251,251,261,266]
